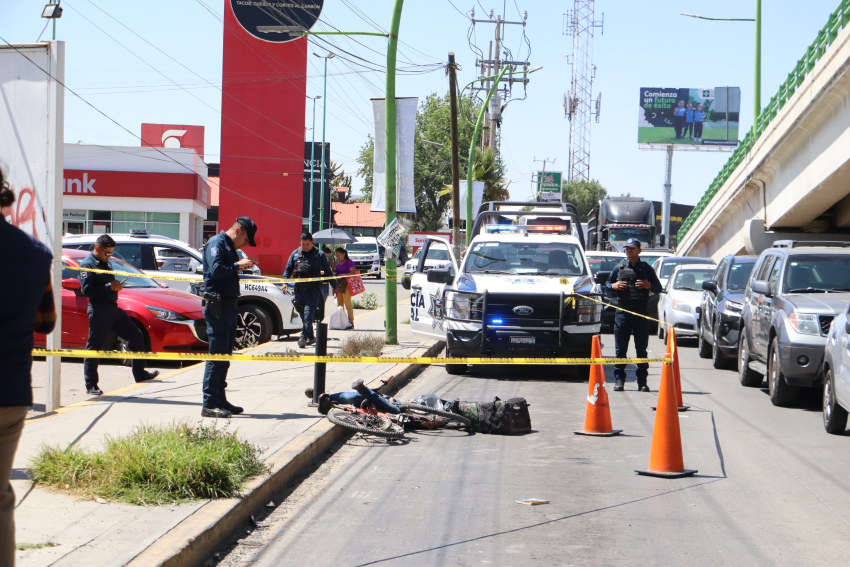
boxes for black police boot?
[639,385,651,393]
[135,370,160,383]
[306,337,315,346]
[219,393,243,415]
[201,406,232,418]
[86,387,104,396]
[613,381,625,392]
[297,338,307,348]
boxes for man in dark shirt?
[605,238,663,392]
[0,175,55,565]
[201,217,257,418]
[282,232,336,349]
[80,234,159,395]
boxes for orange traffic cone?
[575,335,622,437]
[652,326,690,412]
[636,357,697,478]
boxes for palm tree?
[472,147,510,202]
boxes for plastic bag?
[349,272,366,296]
[410,394,452,412]
[329,306,349,330]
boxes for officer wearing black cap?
[605,238,662,392]
[80,234,159,395]
[200,217,257,418]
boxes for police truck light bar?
[485,225,567,233]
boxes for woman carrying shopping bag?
[334,247,356,330]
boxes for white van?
[346,236,383,279]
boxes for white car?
[409,223,603,375]
[657,264,717,340]
[62,231,302,346]
[823,303,850,434]
[346,236,383,279]
[586,251,625,275]
[401,246,453,290]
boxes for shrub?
[352,292,378,310]
[29,421,269,505]
[338,333,386,358]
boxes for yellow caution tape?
[32,349,671,365]
[63,265,390,284]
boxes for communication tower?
[564,1,603,182]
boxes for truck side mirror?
[751,280,771,297]
[590,233,598,246]
[594,271,610,285]
[659,234,666,247]
[427,268,454,284]
[702,279,718,293]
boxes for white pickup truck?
[409,204,603,375]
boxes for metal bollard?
[311,322,328,405]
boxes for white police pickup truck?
[409,206,603,375]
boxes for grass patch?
[352,292,379,310]
[16,542,58,551]
[29,421,269,506]
[401,319,410,324]
[338,333,386,358]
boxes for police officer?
[80,234,159,395]
[605,238,662,392]
[201,217,257,418]
[282,232,335,348]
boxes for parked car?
[586,252,624,329]
[346,236,383,279]
[35,249,208,353]
[62,232,302,346]
[648,255,715,334]
[657,265,716,341]
[697,255,758,369]
[823,303,850,434]
[739,241,850,406]
[401,245,453,290]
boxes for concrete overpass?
[678,1,850,258]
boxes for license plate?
[511,337,535,345]
[174,264,185,270]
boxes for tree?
[561,179,608,220]
[330,160,353,202]
[355,93,509,231]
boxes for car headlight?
[445,293,482,321]
[576,297,602,323]
[725,300,742,313]
[671,299,692,313]
[789,312,820,335]
[146,306,189,322]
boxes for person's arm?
[606,266,619,291]
[283,251,296,279]
[646,264,663,294]
[206,245,239,280]
[81,268,113,300]
[34,281,56,334]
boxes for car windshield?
[609,227,651,243]
[673,269,715,291]
[641,255,666,266]
[63,256,159,288]
[728,262,756,290]
[347,243,377,253]
[465,241,587,276]
[586,255,623,274]
[784,255,850,293]
[425,249,450,261]
[660,259,713,278]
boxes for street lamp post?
[308,95,321,233]
[313,52,335,232]
[681,5,760,119]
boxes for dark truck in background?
[587,198,656,252]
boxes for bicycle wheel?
[397,403,472,429]
[326,409,405,439]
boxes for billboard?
[141,123,205,158]
[638,87,740,147]
[536,171,562,201]
[303,142,332,233]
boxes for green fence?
[677,0,850,242]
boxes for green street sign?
[537,171,562,195]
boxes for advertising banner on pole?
[637,87,740,147]
[447,180,484,227]
[370,97,417,213]
[536,171,562,202]
[0,41,65,410]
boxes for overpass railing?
[678,0,850,242]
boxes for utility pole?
[564,1,603,182]
[448,53,462,260]
[532,157,554,200]
[471,8,529,155]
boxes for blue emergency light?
[491,318,504,325]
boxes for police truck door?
[410,238,457,340]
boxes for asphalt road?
[213,332,850,567]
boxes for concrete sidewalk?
[14,300,433,567]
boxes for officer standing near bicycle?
[606,238,662,392]
[201,217,257,418]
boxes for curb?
[126,339,445,567]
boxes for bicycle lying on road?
[309,379,472,439]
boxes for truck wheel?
[376,269,382,280]
[823,369,848,434]
[768,338,798,407]
[401,276,411,290]
[658,319,666,340]
[445,352,467,375]
[697,324,712,359]
[738,326,762,387]
[236,304,273,348]
[712,321,731,370]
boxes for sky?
[1,0,841,207]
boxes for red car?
[35,249,208,353]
